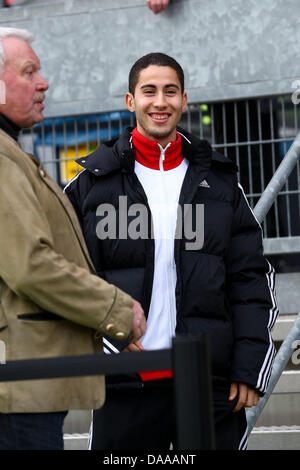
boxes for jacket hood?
[76,126,237,176]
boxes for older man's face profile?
[0,36,49,128]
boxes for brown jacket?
[0,129,134,413]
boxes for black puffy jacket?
[65,127,278,394]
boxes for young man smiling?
[65,52,278,450]
[125,61,187,146]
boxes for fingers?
[229,382,260,412]
[246,387,259,408]
[123,340,144,352]
[147,0,169,14]
[229,382,238,401]
[131,299,147,341]
[233,383,248,412]
[132,339,144,350]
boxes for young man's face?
[0,37,49,128]
[126,65,187,147]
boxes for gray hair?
[0,27,33,75]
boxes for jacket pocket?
[17,312,62,321]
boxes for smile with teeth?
[149,113,170,122]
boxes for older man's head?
[0,27,48,128]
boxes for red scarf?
[132,127,183,170]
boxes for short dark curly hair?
[128,52,184,95]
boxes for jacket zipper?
[158,143,176,340]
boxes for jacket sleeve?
[225,179,279,395]
[0,156,133,340]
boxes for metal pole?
[0,349,172,382]
[172,334,215,450]
[245,134,300,432]
[246,312,300,433]
[253,132,300,223]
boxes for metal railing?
[253,132,300,223]
[246,132,300,433]
[246,312,300,434]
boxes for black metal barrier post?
[0,350,172,382]
[172,334,215,450]
[0,335,214,450]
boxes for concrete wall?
[0,0,299,117]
